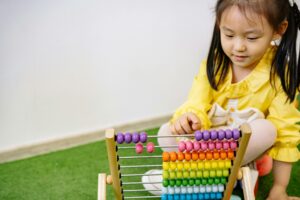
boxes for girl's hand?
[267,184,300,200]
[170,112,201,135]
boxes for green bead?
[182,179,188,186]
[201,178,207,185]
[208,178,214,185]
[195,179,201,186]
[169,179,176,186]
[214,178,220,184]
[221,177,227,184]
[188,179,195,186]
[163,179,169,187]
[176,179,182,186]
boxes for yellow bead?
[204,161,211,169]
[176,171,183,178]
[162,170,169,179]
[209,170,216,177]
[196,170,203,178]
[203,170,209,178]
[183,171,190,178]
[197,161,204,169]
[169,171,176,179]
[184,162,191,170]
[191,162,198,170]
[170,162,177,170]
[190,170,196,178]
[218,161,225,169]
[216,170,222,177]
[223,169,229,177]
[177,162,184,170]
[162,162,169,170]
[225,160,231,168]
[211,161,218,169]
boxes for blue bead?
[198,193,204,200]
[204,193,210,200]
[216,193,223,199]
[210,193,216,199]
[174,194,180,200]
[180,194,186,200]
[186,194,192,200]
[192,194,198,200]
[161,194,168,200]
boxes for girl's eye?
[225,35,234,38]
[247,37,258,41]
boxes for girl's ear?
[273,20,288,40]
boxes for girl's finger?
[175,121,185,135]
[180,117,193,134]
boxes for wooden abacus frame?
[98,123,255,200]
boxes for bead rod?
[119,155,161,159]
[118,145,178,149]
[121,164,162,169]
[122,173,162,177]
[124,196,161,199]
[123,189,161,192]
[147,134,194,138]
[122,181,162,185]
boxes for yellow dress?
[171,47,300,162]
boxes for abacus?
[98,123,255,200]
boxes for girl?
[143,0,300,199]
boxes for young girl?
[143,0,300,199]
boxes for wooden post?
[223,123,252,200]
[98,173,107,200]
[106,129,122,200]
[241,167,255,200]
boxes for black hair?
[207,0,300,102]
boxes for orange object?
[192,152,199,161]
[162,152,170,162]
[213,151,220,159]
[220,151,227,160]
[170,152,177,162]
[206,152,213,160]
[199,152,206,160]
[227,151,234,159]
[177,152,184,161]
[184,152,192,161]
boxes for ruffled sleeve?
[267,91,300,162]
[170,60,213,129]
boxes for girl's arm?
[267,160,299,200]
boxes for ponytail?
[272,2,300,102]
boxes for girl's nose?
[234,39,246,52]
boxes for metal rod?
[124,189,161,192]
[119,155,161,159]
[123,181,162,185]
[124,196,161,199]
[121,164,162,169]
[118,145,178,149]
[148,134,194,138]
[122,173,162,177]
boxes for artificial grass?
[0,128,299,200]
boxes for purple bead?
[218,130,225,140]
[132,132,140,143]
[116,133,124,144]
[225,129,233,139]
[124,132,132,144]
[195,130,202,141]
[140,132,148,143]
[202,130,210,141]
[210,130,218,140]
[232,129,240,140]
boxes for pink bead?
[215,142,222,150]
[185,141,193,152]
[208,142,215,150]
[146,142,155,153]
[200,142,208,151]
[135,143,143,154]
[223,141,229,150]
[178,141,186,152]
[230,141,237,150]
[193,141,201,151]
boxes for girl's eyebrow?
[221,26,263,34]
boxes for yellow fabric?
[171,47,300,162]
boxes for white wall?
[0,0,216,151]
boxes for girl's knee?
[249,119,277,144]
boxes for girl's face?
[219,5,277,71]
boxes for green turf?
[0,128,299,200]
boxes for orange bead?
[162,152,170,162]
[192,152,199,161]
[170,152,177,162]
[228,150,234,159]
[206,152,213,160]
[184,152,192,161]
[199,152,206,160]
[177,152,184,161]
[213,151,220,160]
[220,151,227,160]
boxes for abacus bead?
[220,151,227,159]
[214,178,220,184]
[233,129,240,140]
[178,141,186,152]
[210,170,216,177]
[132,132,140,143]
[223,169,229,177]
[186,194,192,200]
[161,194,168,200]
[203,170,209,178]
[174,194,180,200]
[204,162,211,169]
[202,130,210,141]
[211,130,218,140]
[218,130,225,140]
[216,170,222,177]
[192,152,198,161]
[193,186,200,193]
[212,185,218,192]
[218,184,225,191]
[162,187,168,194]
[116,133,124,144]
[220,178,227,184]
[175,186,181,193]
[180,194,186,200]
[215,141,222,150]
[213,151,220,159]
[211,161,218,169]
[140,132,148,143]
[168,187,175,194]
[185,141,193,152]
[218,160,225,168]
[200,185,206,193]
[177,152,185,161]
[195,178,201,185]
[163,162,170,170]
[183,162,190,170]
[176,171,183,179]
[124,132,132,143]
[163,152,170,162]
[205,185,212,193]
[169,171,176,179]
[168,194,174,200]
[230,141,237,150]
[187,186,193,193]
[198,161,204,169]
[201,178,207,185]
[223,141,229,150]
[182,179,188,186]
[170,162,177,170]
[169,180,176,186]
[198,193,204,200]
[163,171,169,179]
[225,129,232,139]
[200,142,208,151]
[183,171,189,178]
[195,130,203,141]
[191,162,198,170]
[146,142,155,153]
[192,194,198,200]
[210,193,216,199]
[193,141,200,151]
[177,162,184,170]
[225,160,231,168]
[190,170,196,178]
[184,152,192,161]
[216,193,223,199]
[196,170,203,178]
[206,152,213,160]
[135,143,143,154]
[208,178,214,184]
[204,193,210,200]
[170,152,177,162]
[163,179,169,187]
[208,142,215,150]
[228,151,234,159]
[176,179,182,187]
